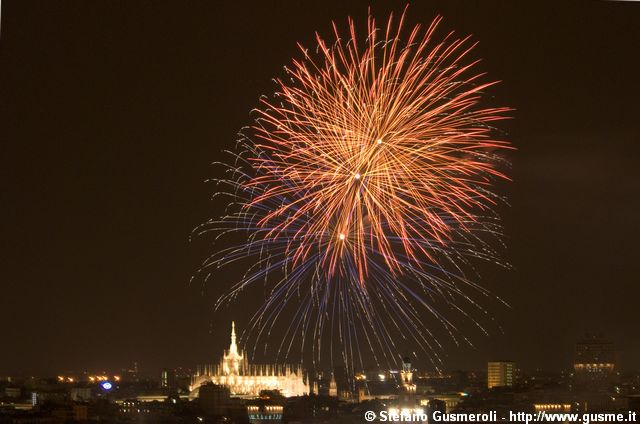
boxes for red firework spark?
[245,11,511,285]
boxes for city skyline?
[0,322,631,380]
[2,0,640,378]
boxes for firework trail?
[194,9,512,375]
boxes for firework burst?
[195,9,512,374]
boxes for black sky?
[1,0,639,377]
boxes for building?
[190,322,309,398]
[574,334,616,387]
[328,373,337,397]
[70,387,92,401]
[4,387,21,398]
[419,394,464,412]
[247,404,284,424]
[400,357,416,393]
[487,361,514,389]
[533,403,572,413]
[161,368,175,389]
[199,383,231,416]
[121,362,139,383]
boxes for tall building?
[328,373,338,397]
[121,362,139,383]
[400,357,416,393]
[190,322,309,398]
[160,368,175,389]
[574,334,616,387]
[487,361,514,389]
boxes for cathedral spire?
[230,321,237,354]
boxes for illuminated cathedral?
[189,322,309,398]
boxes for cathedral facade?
[190,322,309,398]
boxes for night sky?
[2,1,639,377]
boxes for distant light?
[100,381,113,391]
[378,373,385,381]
